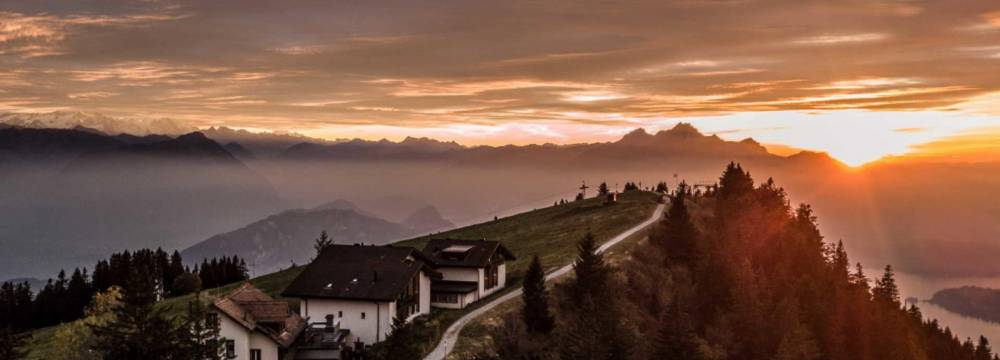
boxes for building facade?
[213,283,307,360]
[422,239,515,309]
[282,245,435,346]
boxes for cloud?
[0,0,998,142]
[67,91,118,100]
[0,10,186,58]
[790,33,890,46]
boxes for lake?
[889,269,1000,344]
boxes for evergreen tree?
[652,183,700,265]
[655,181,669,193]
[975,336,993,360]
[165,251,185,296]
[873,265,900,306]
[717,162,754,201]
[850,262,870,292]
[0,327,26,360]
[830,240,850,280]
[372,318,422,360]
[570,232,609,302]
[67,268,93,321]
[521,256,554,334]
[598,182,609,196]
[652,299,704,360]
[313,230,335,258]
[172,272,202,296]
[558,232,632,360]
[179,293,223,360]
[89,264,186,359]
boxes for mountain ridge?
[180,201,454,274]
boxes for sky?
[1,0,999,166]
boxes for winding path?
[423,201,667,360]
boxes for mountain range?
[0,111,193,136]
[1,120,996,280]
[0,127,285,278]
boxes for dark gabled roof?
[431,280,478,294]
[422,238,516,268]
[213,283,307,348]
[282,245,434,301]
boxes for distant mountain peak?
[402,205,454,233]
[658,122,702,137]
[175,131,209,142]
[0,111,193,136]
[620,128,651,140]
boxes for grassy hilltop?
[24,191,659,358]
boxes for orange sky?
[1,0,999,166]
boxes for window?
[361,312,366,319]
[338,311,343,317]
[250,349,262,360]
[433,293,459,303]
[225,340,235,358]
[485,264,499,289]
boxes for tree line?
[0,248,247,332]
[4,262,229,359]
[490,163,997,360]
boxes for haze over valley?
[2,115,996,282]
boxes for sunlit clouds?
[1,0,999,165]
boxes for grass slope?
[446,222,656,359]
[23,191,659,358]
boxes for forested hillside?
[931,287,1000,325]
[482,163,997,360]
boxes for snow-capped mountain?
[0,111,194,136]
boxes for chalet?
[281,245,435,346]
[422,239,516,309]
[213,283,307,360]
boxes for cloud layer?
[1,0,998,145]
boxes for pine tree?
[165,251,185,296]
[313,230,335,258]
[598,182,609,196]
[655,181,669,193]
[0,327,26,360]
[172,272,202,296]
[652,299,704,360]
[558,232,632,360]
[66,268,93,321]
[652,184,700,265]
[521,256,554,334]
[179,293,223,360]
[372,317,422,360]
[570,232,609,301]
[830,240,850,280]
[850,262,870,292]
[89,264,186,359]
[975,336,993,360]
[873,265,900,306]
[717,162,754,201]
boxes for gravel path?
[423,201,667,360]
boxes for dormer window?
[441,245,473,261]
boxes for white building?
[213,283,307,360]
[422,239,516,309]
[281,245,435,346]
